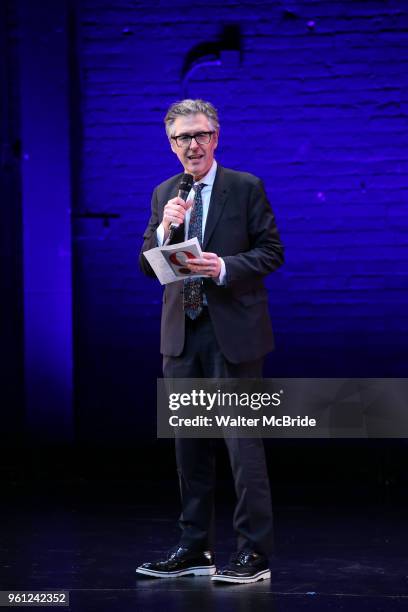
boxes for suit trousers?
[163,308,274,555]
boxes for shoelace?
[230,550,256,566]
[166,545,192,561]
[167,546,182,560]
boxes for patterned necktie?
[183,183,205,320]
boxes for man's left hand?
[185,252,221,279]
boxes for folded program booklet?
[143,237,209,285]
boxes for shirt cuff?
[213,257,227,286]
[156,224,165,246]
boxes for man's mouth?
[187,154,204,160]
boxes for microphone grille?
[179,173,194,192]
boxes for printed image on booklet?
[143,237,209,285]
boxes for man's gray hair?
[164,99,220,138]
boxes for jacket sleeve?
[139,187,160,278]
[222,179,284,285]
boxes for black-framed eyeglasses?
[171,131,215,148]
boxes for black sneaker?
[136,546,216,578]
[211,550,270,584]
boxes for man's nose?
[189,137,200,149]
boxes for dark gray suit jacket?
[139,164,284,364]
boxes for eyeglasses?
[171,131,215,148]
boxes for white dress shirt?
[156,160,226,285]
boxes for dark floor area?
[1,476,408,611]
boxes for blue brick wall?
[74,0,408,440]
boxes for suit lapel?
[161,174,183,214]
[203,165,229,250]
[163,173,185,244]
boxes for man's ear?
[214,130,219,149]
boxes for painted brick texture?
[73,0,408,437]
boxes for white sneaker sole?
[136,565,216,578]
[211,569,271,584]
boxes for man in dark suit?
[137,99,284,583]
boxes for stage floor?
[1,482,408,611]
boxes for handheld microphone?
[170,173,194,230]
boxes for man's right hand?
[162,196,193,237]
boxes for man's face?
[169,113,219,180]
